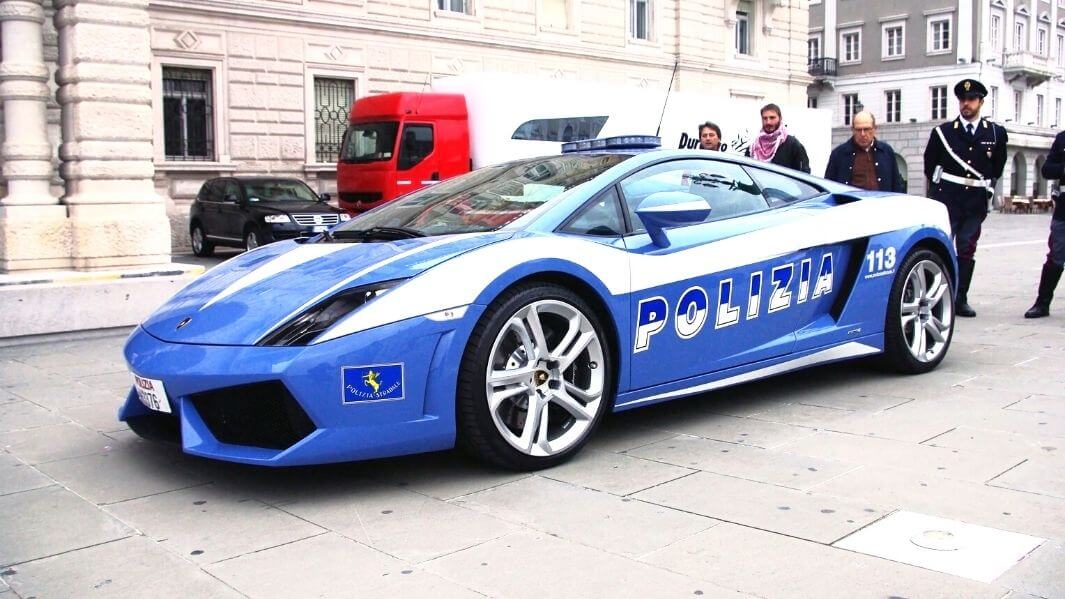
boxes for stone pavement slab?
[1,536,241,598]
[0,400,68,432]
[539,447,695,496]
[633,471,887,544]
[993,538,1065,598]
[629,409,818,449]
[0,485,132,566]
[641,521,1005,599]
[453,475,716,559]
[0,452,51,497]
[988,457,1065,499]
[0,422,118,464]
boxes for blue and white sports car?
[121,136,956,470]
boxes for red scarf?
[751,123,789,162]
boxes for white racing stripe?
[202,244,352,310]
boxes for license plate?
[313,225,328,232]
[133,374,172,414]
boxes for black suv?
[189,177,349,255]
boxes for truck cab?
[337,93,470,214]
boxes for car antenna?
[413,71,431,115]
[655,59,679,137]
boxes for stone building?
[1,0,815,272]
[808,0,1064,198]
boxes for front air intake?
[190,381,316,450]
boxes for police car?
[121,136,957,470]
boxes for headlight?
[257,279,406,346]
[264,214,291,223]
[340,213,351,221]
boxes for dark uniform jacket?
[923,117,1008,220]
[1040,130,1065,221]
[745,135,810,173]
[824,139,906,192]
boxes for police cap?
[954,78,988,100]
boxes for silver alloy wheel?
[900,259,953,363]
[191,227,204,253]
[245,231,259,250]
[484,299,605,457]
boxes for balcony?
[1001,51,1057,87]
[808,57,837,78]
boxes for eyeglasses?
[852,127,875,134]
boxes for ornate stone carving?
[174,29,200,50]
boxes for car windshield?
[241,180,320,203]
[333,153,632,236]
[340,122,399,163]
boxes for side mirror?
[635,191,711,248]
[224,193,240,204]
[319,192,331,202]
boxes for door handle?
[431,172,440,181]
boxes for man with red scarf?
[745,103,810,173]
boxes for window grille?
[163,67,214,161]
[314,78,355,163]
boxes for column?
[0,0,70,271]
[54,0,169,269]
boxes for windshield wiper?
[330,226,426,241]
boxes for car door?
[620,158,803,390]
[218,179,245,240]
[196,179,222,240]
[741,165,858,354]
[395,123,438,196]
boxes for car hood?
[250,200,340,214]
[142,232,511,345]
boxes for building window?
[1039,27,1048,55]
[990,13,1002,52]
[808,96,818,109]
[1056,97,1061,126]
[883,23,904,59]
[808,36,821,61]
[931,86,947,120]
[841,30,861,64]
[540,0,570,30]
[630,0,652,40]
[1015,89,1023,122]
[162,67,214,161]
[437,0,473,14]
[313,77,355,163]
[1058,34,1065,66]
[928,16,951,53]
[735,1,751,55]
[885,90,901,123]
[990,86,999,118]
[1037,94,1045,126]
[1015,20,1026,50]
[843,93,860,125]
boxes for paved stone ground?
[1,212,1063,599]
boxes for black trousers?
[950,210,986,261]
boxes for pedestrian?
[698,122,724,151]
[922,78,1008,318]
[745,103,810,173]
[1023,130,1065,318]
[824,111,906,192]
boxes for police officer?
[1023,129,1065,318]
[923,79,1008,317]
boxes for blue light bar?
[561,135,662,153]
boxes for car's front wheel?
[881,248,954,373]
[244,227,261,251]
[190,223,214,257]
[457,283,613,470]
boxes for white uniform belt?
[940,172,990,188]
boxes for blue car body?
[120,148,956,466]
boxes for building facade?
[808,0,1062,198]
[0,0,814,271]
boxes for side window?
[222,180,241,202]
[745,167,824,206]
[198,180,218,202]
[397,124,434,170]
[511,116,608,141]
[561,187,624,236]
[619,159,767,232]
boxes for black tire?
[244,227,261,252]
[881,248,955,374]
[190,223,214,257]
[456,282,614,470]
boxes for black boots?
[956,258,977,317]
[1024,261,1064,318]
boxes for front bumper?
[119,306,484,466]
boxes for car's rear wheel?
[457,283,613,470]
[190,223,214,257]
[881,248,954,373]
[244,227,261,251]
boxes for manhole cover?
[910,529,962,551]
